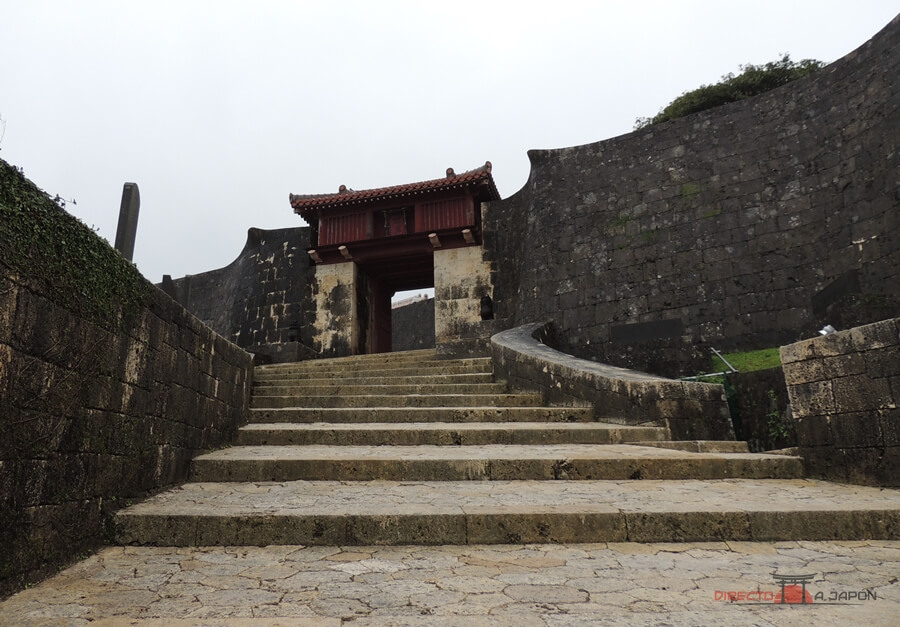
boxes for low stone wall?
[727,368,795,452]
[781,317,900,486]
[491,322,733,440]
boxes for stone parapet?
[490,322,734,440]
[781,317,900,486]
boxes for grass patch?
[714,347,781,373]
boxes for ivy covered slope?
[0,158,147,329]
[636,55,825,128]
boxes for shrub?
[635,55,825,128]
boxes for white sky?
[2,1,897,287]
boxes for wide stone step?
[256,358,493,378]
[248,406,597,424]
[236,422,669,446]
[250,393,544,409]
[189,444,803,482]
[253,372,496,386]
[258,348,436,368]
[115,478,900,546]
[633,440,751,453]
[255,364,493,380]
[247,382,509,397]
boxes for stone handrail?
[490,322,735,440]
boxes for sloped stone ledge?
[490,322,734,441]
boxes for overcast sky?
[2,1,896,288]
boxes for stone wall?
[0,165,253,596]
[484,15,899,376]
[163,226,314,357]
[392,298,435,352]
[491,322,734,441]
[727,368,795,452]
[781,317,900,487]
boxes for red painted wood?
[415,198,473,232]
[319,212,371,245]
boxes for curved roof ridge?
[290,161,499,213]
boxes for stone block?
[782,358,826,386]
[880,408,900,446]
[749,509,900,541]
[795,415,835,448]
[822,352,867,378]
[799,445,847,482]
[841,447,889,486]
[832,375,894,413]
[467,511,626,544]
[830,412,884,448]
[865,347,900,378]
[787,379,835,416]
[626,511,751,542]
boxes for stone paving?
[2,541,898,625]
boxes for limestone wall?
[781,317,900,487]
[485,15,899,376]
[163,226,314,354]
[0,164,252,595]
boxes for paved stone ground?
[2,541,898,625]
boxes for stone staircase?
[116,349,900,546]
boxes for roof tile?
[290,161,499,213]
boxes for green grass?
[713,347,782,373]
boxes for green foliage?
[0,159,147,329]
[766,389,792,443]
[636,55,825,128]
[713,347,782,373]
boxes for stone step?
[254,363,493,380]
[247,382,509,397]
[250,393,545,409]
[631,440,751,453]
[255,358,493,378]
[115,478,900,546]
[253,372,496,386]
[259,348,437,368]
[248,406,597,424]
[236,422,669,446]
[189,444,803,482]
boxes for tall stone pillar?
[434,245,497,357]
[114,182,140,261]
[311,262,360,357]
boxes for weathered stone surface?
[783,317,900,486]
[3,542,900,624]
[1,264,253,596]
[115,478,900,546]
[491,322,734,440]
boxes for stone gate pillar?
[434,243,498,357]
[311,261,360,357]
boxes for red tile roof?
[290,162,500,214]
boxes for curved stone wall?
[163,226,314,352]
[485,15,899,376]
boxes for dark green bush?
[0,159,147,329]
[635,55,825,128]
